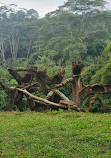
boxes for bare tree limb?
[49,77,73,90]
[12,88,60,107]
[10,87,80,111]
[46,89,69,101]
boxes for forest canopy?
[0,0,111,111]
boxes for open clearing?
[0,111,111,158]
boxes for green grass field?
[0,110,111,158]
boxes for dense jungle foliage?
[0,0,111,111]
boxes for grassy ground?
[0,110,111,158]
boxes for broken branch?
[49,77,73,90]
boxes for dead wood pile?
[0,62,111,112]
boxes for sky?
[0,0,67,17]
[0,0,111,17]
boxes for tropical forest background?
[0,0,111,111]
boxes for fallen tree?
[12,87,80,111]
[0,62,111,112]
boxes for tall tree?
[57,0,109,42]
[59,0,107,13]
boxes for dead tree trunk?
[0,82,16,111]
[15,92,24,112]
[79,84,111,107]
[89,94,98,112]
[35,67,65,97]
[11,88,80,111]
[46,89,69,101]
[89,94,107,112]
[97,94,107,112]
[1,63,111,112]
[5,89,17,111]
[26,95,36,111]
[72,62,84,106]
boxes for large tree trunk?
[26,95,36,111]
[5,89,17,111]
[72,62,84,106]
[15,92,24,112]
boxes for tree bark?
[5,89,17,111]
